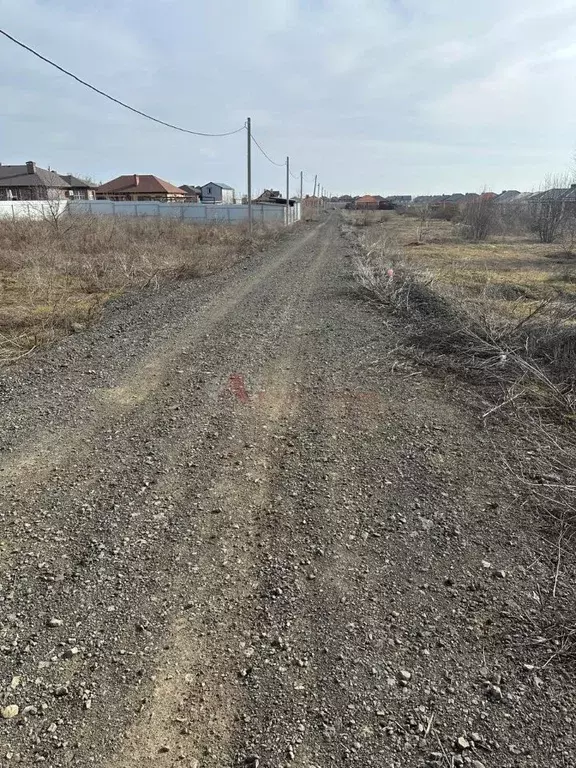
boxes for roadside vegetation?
[346,204,576,670]
[0,214,279,362]
[345,206,576,415]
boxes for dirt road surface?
[1,217,574,767]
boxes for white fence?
[0,200,68,219]
[69,200,301,224]
[0,199,301,225]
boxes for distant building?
[96,174,186,201]
[179,184,201,202]
[413,195,446,206]
[493,190,521,204]
[386,195,412,205]
[355,195,380,209]
[59,174,97,200]
[0,161,70,200]
[200,182,235,204]
[254,189,282,204]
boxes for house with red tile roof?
[96,174,185,201]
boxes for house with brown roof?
[355,195,394,210]
[355,195,380,209]
[0,161,71,201]
[96,174,186,202]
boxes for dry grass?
[341,210,391,227]
[0,214,279,361]
[351,210,576,669]
[351,212,576,418]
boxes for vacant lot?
[346,210,576,409]
[391,212,576,316]
[0,215,279,361]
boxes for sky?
[1,0,576,196]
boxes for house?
[562,184,576,202]
[355,195,380,210]
[528,188,571,204]
[0,161,71,200]
[386,195,412,205]
[200,182,235,204]
[413,195,447,206]
[492,190,521,204]
[444,193,466,205]
[179,184,201,202]
[254,189,282,204]
[96,174,186,201]
[59,174,97,200]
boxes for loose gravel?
[0,216,574,767]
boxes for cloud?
[0,0,575,194]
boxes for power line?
[251,133,315,189]
[250,133,286,167]
[0,28,246,137]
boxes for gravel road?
[1,217,574,767]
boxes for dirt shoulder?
[0,216,574,767]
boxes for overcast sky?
[1,0,576,196]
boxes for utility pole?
[246,116,252,235]
[313,174,317,199]
[286,156,290,226]
[300,170,303,202]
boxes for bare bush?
[559,203,576,253]
[527,175,576,244]
[531,197,566,244]
[459,197,496,241]
[415,204,431,243]
[494,203,533,237]
[353,228,576,418]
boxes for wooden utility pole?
[246,116,252,234]
[313,174,317,198]
[300,170,303,201]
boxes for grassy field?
[387,213,576,317]
[346,209,576,417]
[0,215,279,362]
[347,210,576,316]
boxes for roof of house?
[201,182,233,190]
[179,184,201,194]
[562,185,576,201]
[0,163,70,188]
[60,174,97,189]
[515,191,536,202]
[96,175,185,195]
[255,189,282,203]
[493,190,521,204]
[356,195,379,203]
[529,188,570,202]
